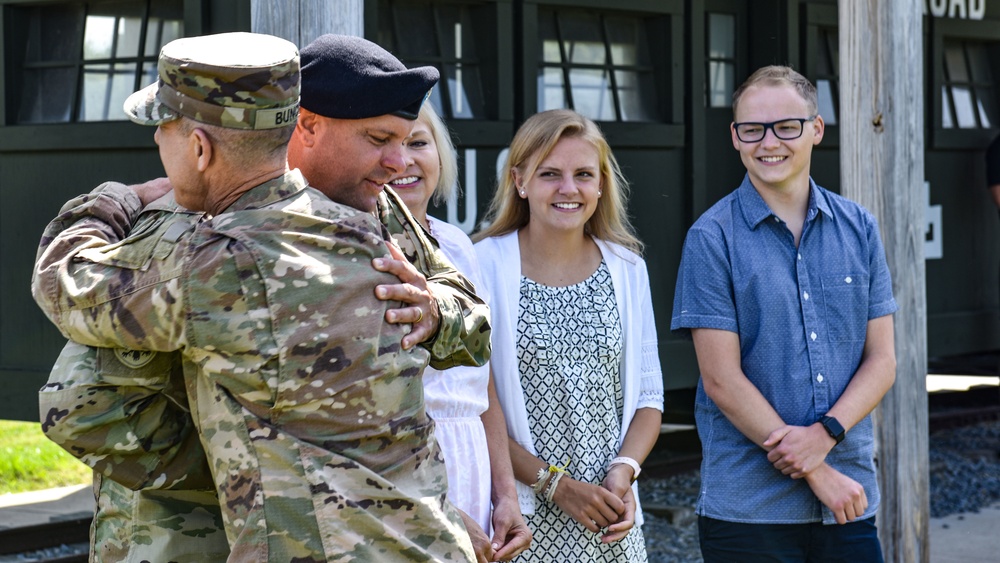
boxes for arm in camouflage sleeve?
[31,181,190,351]
[34,187,210,490]
[39,342,213,491]
[377,188,491,369]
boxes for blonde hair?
[473,109,642,254]
[417,104,459,206]
[732,65,819,118]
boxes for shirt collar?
[225,169,310,212]
[737,174,833,228]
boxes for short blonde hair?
[732,65,818,118]
[473,109,642,254]
[418,104,459,206]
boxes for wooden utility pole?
[251,0,363,46]
[839,1,929,561]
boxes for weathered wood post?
[251,0,364,46]
[839,1,929,561]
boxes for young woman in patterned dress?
[473,109,664,562]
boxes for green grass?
[0,420,91,495]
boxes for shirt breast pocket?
[821,273,869,342]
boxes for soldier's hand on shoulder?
[130,177,173,206]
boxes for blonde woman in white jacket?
[473,109,664,562]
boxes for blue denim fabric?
[671,175,897,524]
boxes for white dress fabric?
[424,216,492,532]
[474,231,665,524]
[516,263,648,562]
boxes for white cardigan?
[474,231,664,523]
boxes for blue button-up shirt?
[671,175,897,524]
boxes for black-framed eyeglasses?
[733,116,817,143]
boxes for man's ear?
[191,128,213,172]
[296,109,319,147]
[811,115,825,145]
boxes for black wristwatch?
[819,415,845,446]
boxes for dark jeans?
[698,515,884,563]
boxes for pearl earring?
[598,190,603,197]
[519,190,526,197]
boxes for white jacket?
[474,231,664,523]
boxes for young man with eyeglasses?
[671,65,898,562]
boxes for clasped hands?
[764,423,868,525]
[546,464,636,544]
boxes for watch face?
[822,416,845,443]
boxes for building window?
[941,39,995,129]
[537,7,660,122]
[376,0,489,120]
[814,27,839,125]
[706,12,735,108]
[9,0,183,124]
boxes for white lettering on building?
[924,0,986,19]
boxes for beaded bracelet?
[531,466,550,495]
[544,471,565,503]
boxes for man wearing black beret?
[288,34,532,563]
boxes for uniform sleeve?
[32,182,190,351]
[378,190,491,369]
[39,342,213,491]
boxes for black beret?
[300,34,440,120]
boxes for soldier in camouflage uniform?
[33,32,479,563]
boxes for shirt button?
[803,292,810,300]
[798,253,802,260]
[845,276,853,284]
[811,332,817,341]
[817,373,824,382]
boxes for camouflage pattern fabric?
[125,32,300,130]
[32,171,477,562]
[378,186,491,369]
[91,474,227,562]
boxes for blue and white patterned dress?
[515,261,648,562]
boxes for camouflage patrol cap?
[124,32,300,130]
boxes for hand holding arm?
[373,241,440,349]
[765,315,895,478]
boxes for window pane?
[606,16,650,66]
[23,4,85,63]
[951,86,977,127]
[708,61,734,108]
[976,88,993,128]
[941,86,954,128]
[83,16,117,59]
[80,62,135,121]
[538,68,567,111]
[968,44,991,83]
[817,79,838,125]
[708,13,735,59]
[944,43,969,82]
[615,70,659,121]
[570,68,615,121]
[445,63,483,119]
[390,4,438,57]
[18,68,76,123]
[558,12,605,65]
[146,0,185,56]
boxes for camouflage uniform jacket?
[32,171,477,562]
